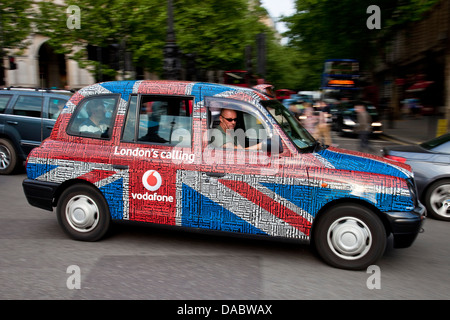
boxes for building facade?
[3,33,94,90]
[373,0,450,128]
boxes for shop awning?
[406,81,434,92]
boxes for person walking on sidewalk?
[355,103,373,152]
[315,100,333,146]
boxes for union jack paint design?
[27,157,130,220]
[177,170,312,239]
[25,80,418,243]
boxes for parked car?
[383,133,450,221]
[331,100,383,135]
[0,87,72,174]
[23,80,424,270]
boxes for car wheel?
[425,179,450,221]
[57,184,111,241]
[313,204,387,270]
[0,138,18,175]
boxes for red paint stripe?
[219,179,311,236]
[78,169,116,184]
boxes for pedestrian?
[354,103,373,152]
[314,100,333,146]
[301,102,317,137]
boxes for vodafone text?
[131,192,173,202]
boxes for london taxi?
[22,80,425,270]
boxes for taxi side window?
[67,95,119,139]
[207,98,269,150]
[123,95,192,147]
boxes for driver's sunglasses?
[222,117,238,122]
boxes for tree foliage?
[0,0,33,54]
[35,0,272,80]
[282,0,440,90]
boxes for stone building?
[3,33,94,90]
[373,0,450,128]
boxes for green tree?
[37,0,167,80]
[282,0,441,89]
[35,0,271,81]
[0,0,33,84]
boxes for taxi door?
[115,94,196,226]
[180,96,312,240]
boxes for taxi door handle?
[113,164,128,170]
[205,172,225,178]
[7,121,18,125]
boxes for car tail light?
[384,155,407,163]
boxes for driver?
[209,108,262,150]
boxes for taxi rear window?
[67,95,119,139]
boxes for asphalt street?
[1,134,449,301]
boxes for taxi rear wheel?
[57,184,111,241]
[313,204,387,270]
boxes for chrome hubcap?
[66,195,99,232]
[327,217,372,260]
[430,184,450,218]
[0,146,11,170]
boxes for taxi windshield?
[261,99,316,150]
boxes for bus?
[321,59,360,99]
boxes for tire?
[0,138,18,175]
[57,184,111,241]
[313,204,387,270]
[424,179,450,221]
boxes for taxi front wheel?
[313,204,387,270]
[57,184,111,241]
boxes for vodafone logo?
[142,170,162,191]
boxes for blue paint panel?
[100,178,124,220]
[181,183,267,235]
[191,82,237,100]
[26,162,58,180]
[100,80,138,102]
[261,182,314,216]
[318,149,408,179]
[261,181,414,215]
